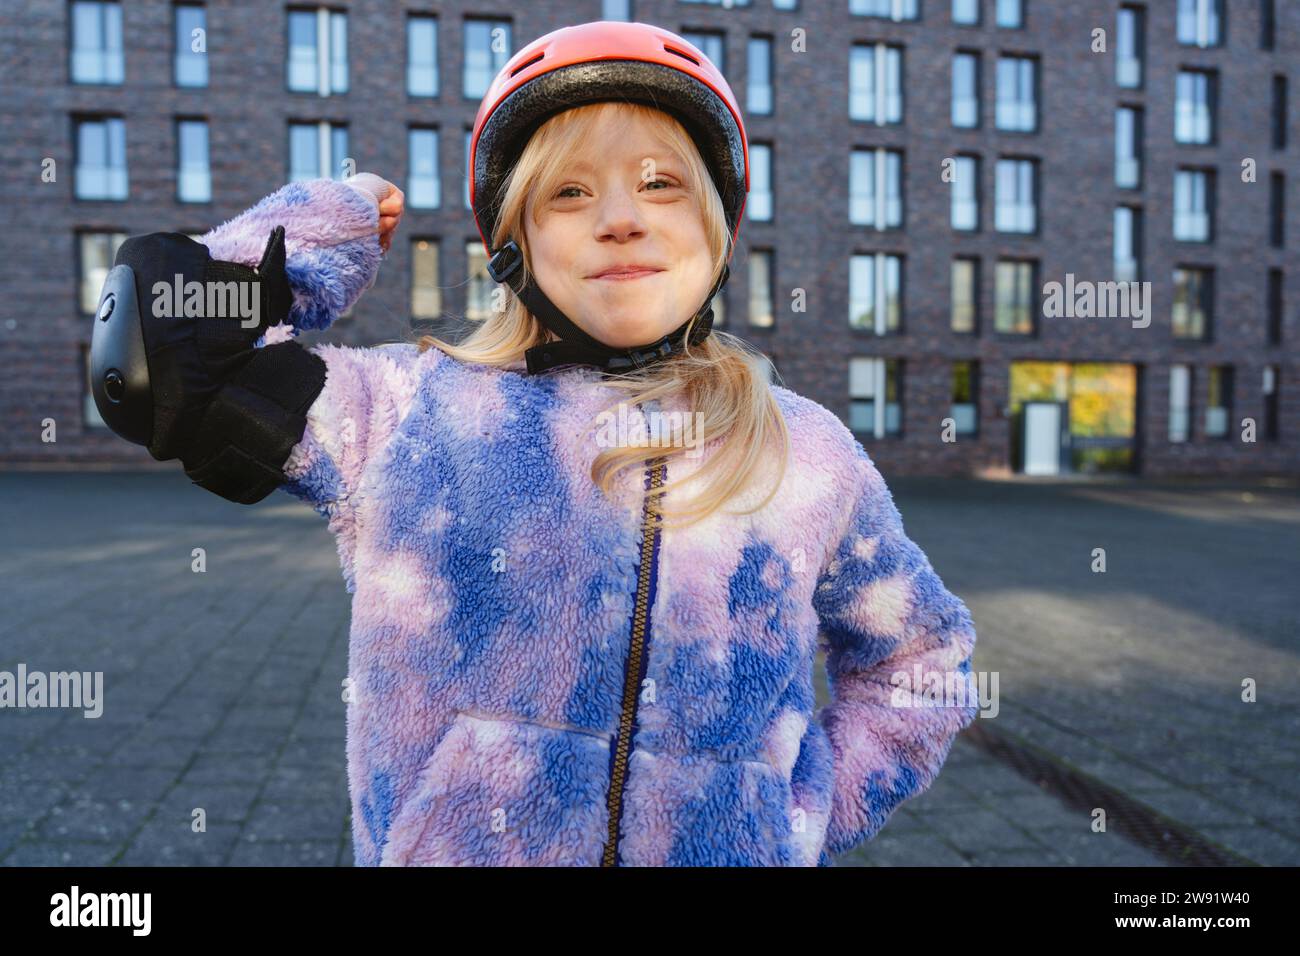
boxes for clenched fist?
[344,173,405,254]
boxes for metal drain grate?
[963,721,1257,867]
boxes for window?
[174,4,208,88]
[408,127,440,209]
[287,8,347,95]
[1169,365,1191,442]
[849,0,918,21]
[176,119,211,203]
[774,0,798,9]
[951,361,979,435]
[1262,365,1279,440]
[411,238,441,320]
[681,31,725,75]
[1172,266,1212,339]
[1261,0,1276,50]
[78,231,126,315]
[1173,169,1213,241]
[466,239,493,320]
[849,253,903,334]
[849,43,903,124]
[603,0,632,19]
[71,1,123,84]
[850,148,903,228]
[952,52,979,128]
[849,358,902,438]
[1206,366,1232,438]
[996,0,1023,28]
[1115,106,1142,189]
[1114,206,1140,282]
[994,259,1035,334]
[748,36,773,116]
[995,158,1036,233]
[712,288,726,327]
[288,122,349,181]
[750,143,772,221]
[996,55,1037,132]
[463,19,511,99]
[464,128,473,209]
[1116,6,1143,88]
[953,0,979,26]
[1273,75,1288,150]
[1174,69,1216,144]
[407,15,438,97]
[952,257,978,333]
[1177,0,1223,48]
[1270,172,1285,247]
[951,155,979,231]
[748,249,774,328]
[1268,268,1283,344]
[74,117,128,200]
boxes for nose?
[594,186,647,243]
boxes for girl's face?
[523,112,714,349]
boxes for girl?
[94,21,978,866]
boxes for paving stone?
[117,822,241,866]
[226,838,340,866]
[243,800,349,842]
[3,840,123,866]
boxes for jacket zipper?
[600,453,668,866]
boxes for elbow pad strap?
[181,341,328,504]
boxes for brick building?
[2,0,1296,477]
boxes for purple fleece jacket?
[198,177,980,867]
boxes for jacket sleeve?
[199,178,427,589]
[199,175,384,333]
[809,441,980,860]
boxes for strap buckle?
[487,240,523,283]
[604,336,677,372]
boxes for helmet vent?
[510,52,545,77]
[661,45,701,67]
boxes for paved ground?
[0,471,1295,866]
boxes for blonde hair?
[416,101,790,530]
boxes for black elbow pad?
[89,226,328,504]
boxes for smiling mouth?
[589,268,664,281]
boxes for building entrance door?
[1023,402,1065,475]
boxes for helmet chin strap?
[486,239,728,377]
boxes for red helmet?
[469,20,750,265]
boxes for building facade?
[1,0,1296,477]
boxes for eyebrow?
[564,155,681,174]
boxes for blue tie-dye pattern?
[520,732,596,863]
[430,374,569,674]
[280,182,311,206]
[665,762,773,865]
[860,761,921,836]
[279,447,345,516]
[360,769,396,860]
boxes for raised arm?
[200,174,388,333]
[87,175,396,505]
